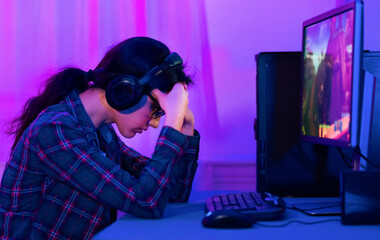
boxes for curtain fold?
[0,1,216,176]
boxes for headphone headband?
[139,52,183,86]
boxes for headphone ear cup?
[106,75,144,111]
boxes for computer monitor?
[300,1,363,149]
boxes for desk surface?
[93,191,380,240]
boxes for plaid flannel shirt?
[0,90,199,239]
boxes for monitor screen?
[300,1,363,147]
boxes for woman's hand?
[152,83,189,132]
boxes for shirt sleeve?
[100,125,150,179]
[113,126,200,203]
[31,122,186,219]
[167,129,200,202]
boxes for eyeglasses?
[147,93,165,119]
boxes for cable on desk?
[286,204,341,216]
[255,219,340,228]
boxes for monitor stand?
[351,146,361,170]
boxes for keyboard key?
[235,194,248,209]
[221,194,229,205]
[227,194,238,205]
[213,196,223,210]
[250,192,263,206]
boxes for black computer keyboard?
[205,192,286,220]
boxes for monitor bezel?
[299,0,363,148]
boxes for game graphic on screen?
[301,9,354,142]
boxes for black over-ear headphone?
[105,52,183,111]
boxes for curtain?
[0,0,218,179]
[0,0,344,189]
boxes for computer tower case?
[255,52,349,197]
[363,51,380,171]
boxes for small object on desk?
[202,209,255,228]
[341,170,380,225]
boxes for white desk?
[93,191,380,240]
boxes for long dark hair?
[8,37,192,149]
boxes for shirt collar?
[64,90,98,136]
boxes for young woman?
[0,37,200,239]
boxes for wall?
[1,0,379,190]
[201,0,336,162]
[197,0,380,190]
